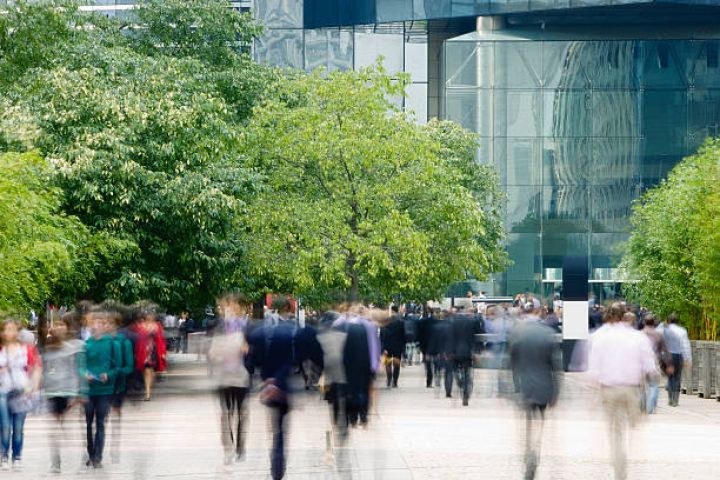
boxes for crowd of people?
[0,292,695,479]
[0,302,167,472]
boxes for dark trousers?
[424,355,444,387]
[424,355,433,386]
[270,403,289,480]
[85,395,112,464]
[445,359,473,403]
[219,386,248,456]
[385,355,400,387]
[328,383,348,443]
[346,390,369,426]
[667,353,684,405]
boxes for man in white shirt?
[663,313,692,407]
[588,302,659,480]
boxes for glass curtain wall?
[255,0,429,122]
[445,31,720,296]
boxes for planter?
[696,341,716,398]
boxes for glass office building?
[72,0,720,298]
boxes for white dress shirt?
[588,323,659,387]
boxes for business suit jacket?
[510,320,561,407]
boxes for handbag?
[8,389,33,414]
[259,379,287,408]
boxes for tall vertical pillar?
[562,256,589,371]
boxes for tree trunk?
[346,255,359,303]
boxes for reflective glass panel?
[255,29,304,69]
[494,90,542,137]
[406,83,428,123]
[255,0,303,28]
[354,32,404,73]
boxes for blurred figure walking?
[663,314,691,407]
[588,303,658,480]
[107,307,134,464]
[208,317,250,465]
[417,308,439,388]
[316,312,349,449]
[249,298,295,480]
[43,313,85,473]
[446,312,483,406]
[83,311,122,469]
[380,306,405,388]
[130,306,167,401]
[333,306,379,426]
[295,316,323,391]
[510,314,562,480]
[0,319,42,471]
[485,305,509,397]
[0,318,42,470]
[641,314,668,414]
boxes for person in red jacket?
[130,307,167,401]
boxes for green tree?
[623,139,720,340]
[0,1,272,311]
[0,151,127,313]
[243,65,506,306]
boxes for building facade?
[64,1,720,298]
[257,1,720,299]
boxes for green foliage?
[0,0,271,312]
[0,1,82,88]
[134,0,262,65]
[244,64,507,306]
[0,151,119,313]
[623,139,720,340]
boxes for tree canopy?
[0,151,128,314]
[244,65,506,306]
[0,1,507,314]
[622,139,720,340]
[0,0,273,312]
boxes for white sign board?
[562,300,589,340]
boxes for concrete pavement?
[11,357,720,479]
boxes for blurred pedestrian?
[250,297,295,480]
[485,305,509,397]
[208,318,250,465]
[380,306,404,388]
[417,308,439,388]
[43,313,85,473]
[0,318,42,471]
[295,315,323,390]
[130,306,167,401]
[641,314,668,414]
[588,302,658,480]
[509,314,562,480]
[178,312,195,354]
[333,305,379,426]
[446,312,483,406]
[316,312,349,448]
[83,311,122,469]
[663,313,691,407]
[403,308,419,366]
[107,308,134,464]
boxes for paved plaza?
[12,356,720,479]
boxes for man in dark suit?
[446,311,484,406]
[249,300,295,480]
[510,318,562,480]
[417,308,439,388]
[380,306,405,388]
